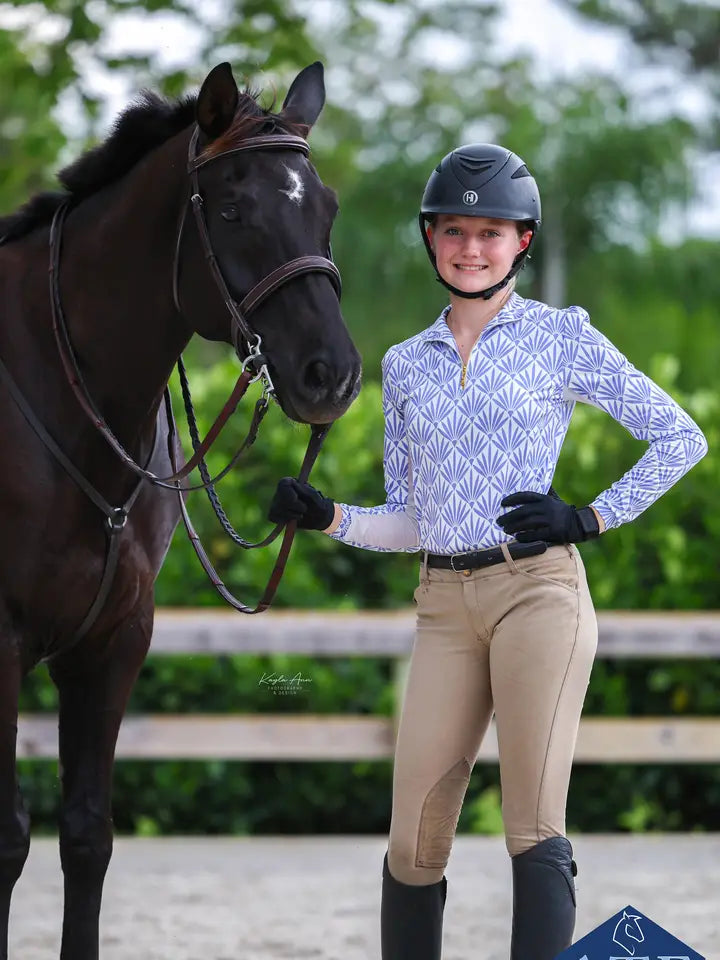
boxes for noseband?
[0,125,346,650]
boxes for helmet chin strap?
[434,264,517,300]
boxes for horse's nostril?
[304,359,331,393]
[337,366,360,405]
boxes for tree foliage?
[0,28,66,214]
[560,0,720,76]
[559,0,720,144]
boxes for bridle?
[0,124,346,653]
[175,126,342,387]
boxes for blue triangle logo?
[555,904,705,959]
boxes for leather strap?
[426,540,550,571]
[239,256,341,317]
[177,355,284,550]
[165,386,331,613]
[188,132,310,171]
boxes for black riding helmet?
[419,143,541,300]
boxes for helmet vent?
[455,155,495,176]
[511,164,532,179]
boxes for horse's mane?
[0,85,305,246]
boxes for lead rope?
[164,386,331,613]
[177,355,287,550]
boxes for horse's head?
[177,61,361,425]
[612,910,644,955]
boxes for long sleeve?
[328,348,421,552]
[563,308,708,531]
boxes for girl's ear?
[518,229,533,252]
[426,223,434,250]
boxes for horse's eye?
[221,204,240,222]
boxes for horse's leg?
[0,646,30,960]
[48,608,152,960]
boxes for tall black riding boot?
[381,851,447,960]
[510,836,577,960]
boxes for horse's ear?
[281,61,325,133]
[196,63,239,140]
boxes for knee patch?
[415,757,471,869]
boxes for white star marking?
[280,164,304,205]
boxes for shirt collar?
[419,292,526,346]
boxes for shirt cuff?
[589,500,615,532]
[328,504,353,541]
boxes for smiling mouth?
[454,264,488,272]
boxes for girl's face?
[427,215,532,295]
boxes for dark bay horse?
[0,61,360,959]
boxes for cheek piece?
[419,214,536,302]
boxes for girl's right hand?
[267,477,336,531]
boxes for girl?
[268,143,708,959]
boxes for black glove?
[496,490,600,544]
[267,477,336,531]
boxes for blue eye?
[446,227,461,235]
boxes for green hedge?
[17,350,720,836]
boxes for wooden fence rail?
[148,609,720,658]
[17,609,720,762]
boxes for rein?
[0,125,344,644]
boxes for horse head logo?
[612,909,645,955]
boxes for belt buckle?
[449,553,462,573]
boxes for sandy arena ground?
[9,834,720,959]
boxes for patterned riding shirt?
[329,292,708,554]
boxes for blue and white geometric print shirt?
[329,292,708,555]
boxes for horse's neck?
[57,131,194,437]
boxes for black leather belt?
[426,539,551,572]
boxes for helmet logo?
[462,190,478,205]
